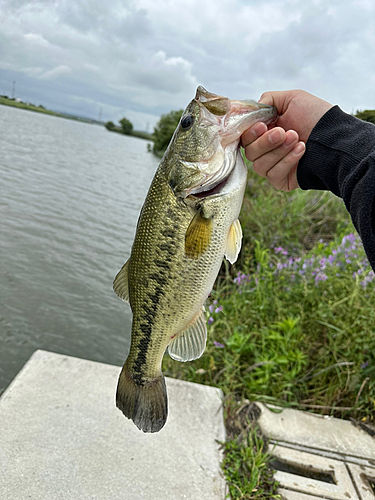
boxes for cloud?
[130,51,197,94]
[39,65,72,80]
[0,0,374,125]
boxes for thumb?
[258,92,274,106]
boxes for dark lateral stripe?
[161,229,175,239]
[154,259,170,270]
[133,325,152,384]
[131,217,180,385]
[132,285,165,384]
[141,303,157,323]
[158,243,177,256]
[149,285,164,305]
[149,273,167,286]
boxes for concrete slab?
[278,489,331,500]
[347,464,375,500]
[257,403,375,462]
[0,350,226,500]
[257,403,375,499]
[271,445,358,499]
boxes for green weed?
[221,424,281,499]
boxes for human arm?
[241,90,375,269]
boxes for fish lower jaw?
[189,173,230,199]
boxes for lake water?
[0,105,160,395]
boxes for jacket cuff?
[297,106,375,198]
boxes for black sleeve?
[297,105,375,270]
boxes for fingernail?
[293,142,305,155]
[283,131,297,147]
[259,94,272,106]
[252,122,266,138]
[269,129,283,144]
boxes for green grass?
[105,124,153,141]
[0,96,58,116]
[162,161,375,498]
[0,96,103,124]
[221,424,281,499]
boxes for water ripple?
[0,105,160,394]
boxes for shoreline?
[0,97,104,125]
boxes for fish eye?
[181,114,194,130]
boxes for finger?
[251,130,299,178]
[266,142,305,191]
[248,129,298,174]
[243,127,286,163]
[259,90,292,115]
[258,93,274,106]
[241,122,268,148]
[252,131,300,178]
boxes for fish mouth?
[184,87,277,198]
[191,173,231,199]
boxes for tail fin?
[116,365,168,433]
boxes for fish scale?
[113,86,277,432]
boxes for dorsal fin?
[168,307,207,362]
[113,259,130,303]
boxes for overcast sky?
[0,0,374,131]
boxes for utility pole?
[98,107,103,122]
[12,81,16,99]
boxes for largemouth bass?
[113,86,277,432]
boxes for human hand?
[241,90,333,191]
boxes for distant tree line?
[151,109,183,156]
[105,111,183,152]
[105,117,152,141]
[355,109,375,124]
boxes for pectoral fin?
[113,259,130,302]
[168,307,207,362]
[185,211,212,259]
[224,219,242,264]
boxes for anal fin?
[168,307,207,362]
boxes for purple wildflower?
[315,273,328,285]
[213,341,225,348]
[234,271,250,286]
[328,255,335,265]
[360,270,375,288]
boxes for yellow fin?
[185,211,212,259]
[113,259,130,302]
[168,307,207,362]
[224,219,243,264]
